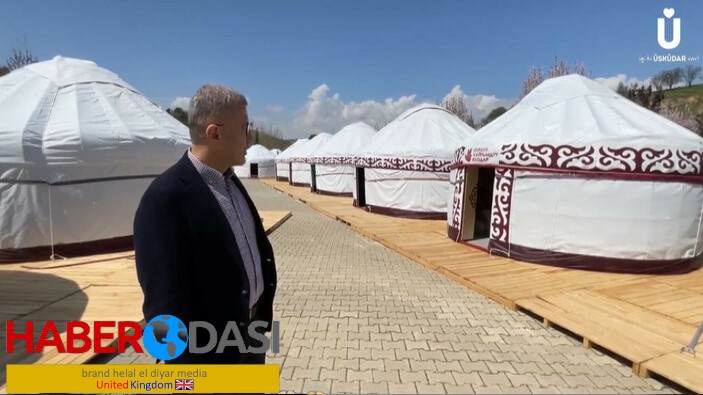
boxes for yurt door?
[458,167,495,241]
[310,164,317,192]
[251,163,259,178]
[354,167,366,207]
[472,168,495,239]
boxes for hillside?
[250,130,291,150]
[662,84,703,116]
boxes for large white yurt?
[289,133,333,187]
[275,139,307,181]
[234,144,276,178]
[0,56,190,263]
[356,104,476,218]
[448,74,703,274]
[309,122,376,196]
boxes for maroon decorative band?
[0,236,133,264]
[488,239,702,275]
[456,143,703,176]
[356,156,453,172]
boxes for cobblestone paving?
[98,179,683,394]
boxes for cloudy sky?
[2,0,701,139]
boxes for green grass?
[662,83,703,115]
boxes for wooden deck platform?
[0,210,291,391]
[262,179,703,394]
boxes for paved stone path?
[101,179,682,394]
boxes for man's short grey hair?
[188,84,248,143]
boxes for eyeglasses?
[212,122,252,134]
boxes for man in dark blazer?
[133,84,277,364]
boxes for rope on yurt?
[682,204,703,354]
[693,202,703,257]
[48,186,67,262]
[682,319,703,355]
[681,203,703,354]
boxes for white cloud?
[441,85,515,123]
[262,84,420,139]
[266,105,283,113]
[595,74,651,91]
[257,84,516,139]
[170,96,191,110]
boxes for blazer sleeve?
[133,187,191,325]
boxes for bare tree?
[5,47,38,71]
[521,67,544,98]
[659,104,700,134]
[547,56,570,78]
[246,121,288,149]
[573,61,591,78]
[659,68,683,89]
[650,73,664,91]
[623,83,664,112]
[373,119,391,130]
[442,94,475,127]
[683,65,702,87]
[267,124,283,139]
[167,107,188,125]
[521,56,593,97]
[616,82,629,96]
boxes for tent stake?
[47,186,67,262]
[682,318,703,355]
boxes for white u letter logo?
[658,9,681,50]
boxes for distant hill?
[661,84,703,116]
[249,130,289,150]
[248,125,298,151]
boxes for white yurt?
[448,74,703,274]
[289,133,333,187]
[270,148,282,156]
[0,56,190,263]
[356,104,476,218]
[309,122,376,196]
[275,139,308,181]
[234,144,276,178]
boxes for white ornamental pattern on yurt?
[449,148,467,236]
[500,143,702,175]
[490,168,514,243]
[356,156,453,172]
[307,156,358,165]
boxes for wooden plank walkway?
[263,179,703,394]
[0,210,291,391]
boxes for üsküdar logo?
[638,7,699,64]
[657,8,681,50]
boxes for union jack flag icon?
[175,379,194,390]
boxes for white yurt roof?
[245,144,276,163]
[311,122,376,162]
[277,139,309,162]
[0,56,190,184]
[360,104,477,161]
[458,74,703,174]
[291,133,333,162]
[270,148,282,156]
